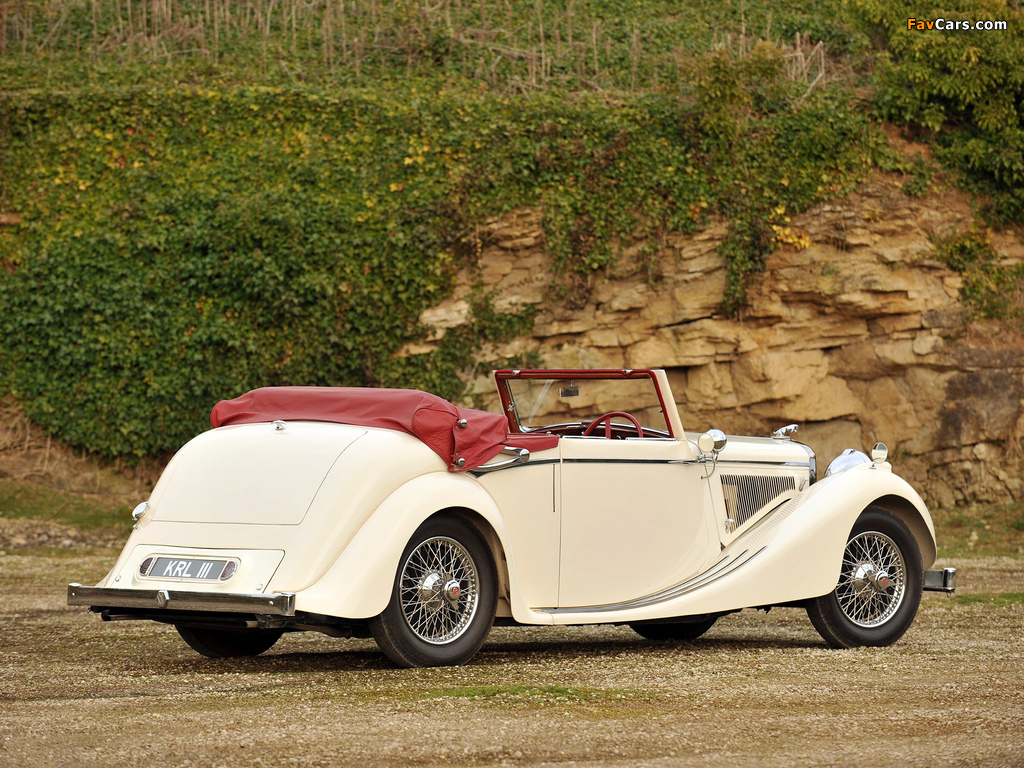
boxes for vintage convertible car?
[68,369,956,667]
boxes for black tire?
[175,626,284,658]
[369,516,497,668]
[630,617,718,641]
[807,507,923,649]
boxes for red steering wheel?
[582,411,645,439]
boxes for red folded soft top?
[210,386,518,471]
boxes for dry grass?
[0,397,160,502]
[2,0,859,94]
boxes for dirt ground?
[1,552,1022,768]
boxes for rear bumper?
[923,567,957,593]
[67,583,296,616]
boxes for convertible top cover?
[211,387,509,471]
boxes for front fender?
[283,472,552,624]
[741,462,937,607]
[806,463,936,568]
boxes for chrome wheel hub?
[399,536,479,644]
[418,573,444,610]
[444,579,462,601]
[836,531,907,628]
[852,564,894,594]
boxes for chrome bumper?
[67,583,296,616]
[923,567,957,593]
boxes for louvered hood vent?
[721,474,797,528]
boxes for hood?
[714,435,815,465]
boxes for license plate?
[151,557,229,581]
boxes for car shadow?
[169,647,396,673]
[475,635,822,665]
[164,632,824,675]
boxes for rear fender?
[281,472,551,624]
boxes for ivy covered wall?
[1,0,1021,459]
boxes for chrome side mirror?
[697,429,727,456]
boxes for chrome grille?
[721,474,797,528]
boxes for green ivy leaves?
[849,0,1024,226]
[1,72,876,458]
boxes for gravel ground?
[1,553,1022,768]
[0,517,125,551]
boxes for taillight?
[131,501,149,522]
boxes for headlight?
[825,449,870,477]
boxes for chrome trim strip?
[470,455,692,474]
[469,457,559,476]
[67,584,296,616]
[923,567,957,593]
[791,441,817,483]
[544,547,766,615]
[717,460,813,468]
[471,447,530,474]
[562,458,696,465]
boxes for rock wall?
[411,177,1024,508]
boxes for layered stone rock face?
[412,178,1024,508]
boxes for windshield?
[504,375,670,434]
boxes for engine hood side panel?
[689,434,815,466]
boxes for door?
[557,436,716,608]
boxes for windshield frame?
[493,369,676,438]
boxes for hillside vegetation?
[1,0,1022,459]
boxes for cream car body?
[69,369,956,667]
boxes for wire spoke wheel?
[834,531,907,627]
[806,507,923,649]
[399,536,479,644]
[370,516,497,667]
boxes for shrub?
[849,0,1024,226]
